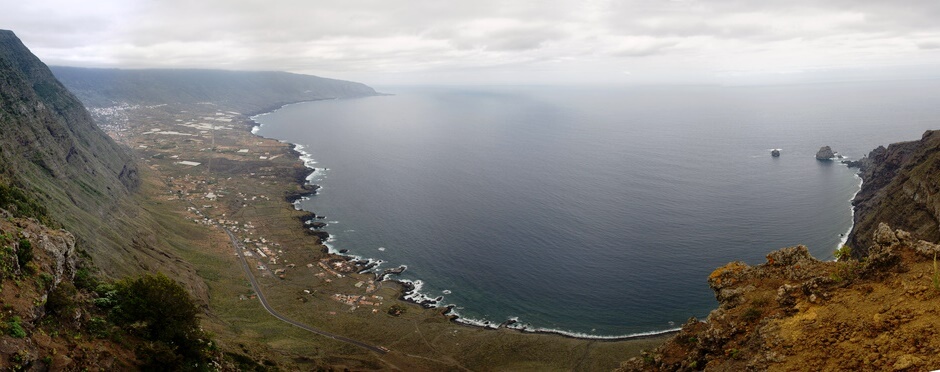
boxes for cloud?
[919,41,940,50]
[3,0,940,85]
[609,37,678,57]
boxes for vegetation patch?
[0,182,51,224]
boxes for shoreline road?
[221,226,389,355]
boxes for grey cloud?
[919,41,940,50]
[611,40,677,57]
[6,0,940,85]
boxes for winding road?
[221,226,389,355]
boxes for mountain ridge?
[50,65,378,113]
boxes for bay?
[253,80,940,336]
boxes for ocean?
[252,80,940,337]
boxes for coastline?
[246,103,682,342]
[835,173,864,256]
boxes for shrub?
[742,307,762,322]
[46,282,77,318]
[0,183,51,224]
[111,273,200,341]
[87,317,109,338]
[111,273,211,370]
[73,268,98,291]
[834,245,852,261]
[8,316,26,338]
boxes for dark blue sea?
[253,81,940,337]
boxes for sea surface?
[253,80,940,337]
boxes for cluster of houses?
[331,293,385,312]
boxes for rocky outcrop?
[619,224,940,371]
[846,130,940,258]
[815,146,835,160]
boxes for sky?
[3,0,940,86]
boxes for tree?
[111,273,211,370]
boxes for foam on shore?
[442,307,681,340]
[833,173,863,260]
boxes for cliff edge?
[618,223,940,371]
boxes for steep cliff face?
[0,29,139,247]
[50,66,378,112]
[847,130,940,258]
[0,31,206,299]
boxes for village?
[93,103,392,317]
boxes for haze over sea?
[253,80,940,337]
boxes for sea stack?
[815,146,835,160]
[771,149,781,157]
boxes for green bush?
[834,245,852,261]
[73,268,98,291]
[8,316,26,338]
[0,183,51,224]
[111,273,211,370]
[46,281,77,318]
[87,316,109,338]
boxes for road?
[221,226,389,355]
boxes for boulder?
[816,146,835,160]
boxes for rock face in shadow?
[847,130,940,258]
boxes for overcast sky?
[4,0,940,86]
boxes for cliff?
[847,130,940,258]
[0,29,138,259]
[50,66,378,112]
[0,30,207,295]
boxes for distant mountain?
[50,66,378,113]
